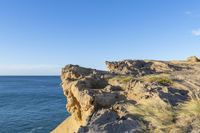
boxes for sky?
[0,0,200,75]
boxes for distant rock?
[187,56,200,62]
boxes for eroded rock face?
[52,57,200,133]
[106,60,178,76]
[78,109,143,133]
[61,65,108,125]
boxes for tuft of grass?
[128,97,174,132]
[178,100,200,117]
[175,100,200,131]
[140,74,173,86]
[109,75,135,83]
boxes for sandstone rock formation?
[52,56,200,133]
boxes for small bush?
[140,74,173,86]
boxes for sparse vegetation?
[178,100,200,117]
[106,72,200,132]
[128,98,200,132]
[175,100,200,132]
[128,97,174,132]
[109,75,135,83]
[140,74,173,86]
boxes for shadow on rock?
[158,87,189,106]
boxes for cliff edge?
[52,56,200,133]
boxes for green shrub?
[140,74,173,86]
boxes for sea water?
[0,76,69,133]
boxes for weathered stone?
[52,57,200,133]
[78,109,143,133]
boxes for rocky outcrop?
[186,56,200,63]
[105,60,179,76]
[52,56,200,133]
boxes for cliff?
[52,56,200,133]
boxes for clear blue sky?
[0,0,200,75]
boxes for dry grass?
[128,98,200,132]
[107,73,200,132]
[128,97,174,132]
[140,74,173,86]
[175,100,200,132]
[178,100,200,117]
[109,75,135,83]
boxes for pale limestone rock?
[106,60,177,76]
[52,58,200,133]
[78,109,143,133]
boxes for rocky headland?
[52,56,200,133]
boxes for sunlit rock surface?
[52,56,200,133]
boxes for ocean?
[0,76,69,133]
